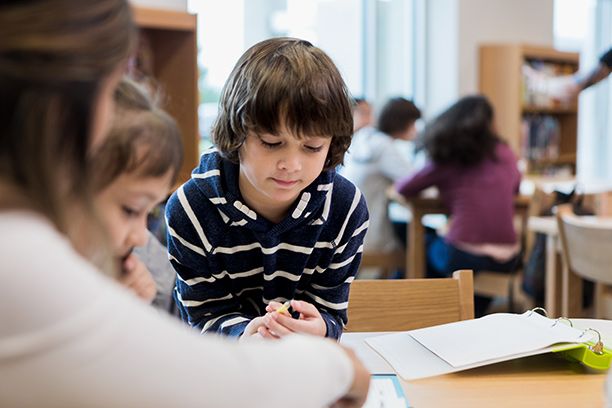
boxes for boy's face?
[400,123,418,141]
[238,126,330,222]
[353,101,373,132]
[96,170,173,263]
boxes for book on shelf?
[521,114,561,162]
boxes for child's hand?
[119,253,156,303]
[331,346,370,408]
[261,300,327,338]
[265,300,292,316]
[241,316,266,339]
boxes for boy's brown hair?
[212,37,353,170]
[92,77,184,191]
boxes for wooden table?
[389,190,530,280]
[528,216,582,318]
[342,321,610,407]
[401,196,449,279]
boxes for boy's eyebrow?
[124,190,163,202]
[256,131,329,141]
[256,132,281,138]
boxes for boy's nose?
[278,154,302,172]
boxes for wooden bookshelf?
[479,44,579,176]
[132,6,199,185]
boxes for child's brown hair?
[92,77,183,191]
[212,37,353,170]
[377,97,421,137]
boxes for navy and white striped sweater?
[166,149,369,339]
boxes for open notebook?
[366,311,611,381]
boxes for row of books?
[521,114,560,162]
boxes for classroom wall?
[130,0,187,11]
[458,0,554,96]
[425,0,554,117]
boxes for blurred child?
[395,95,521,315]
[341,97,421,254]
[93,77,183,312]
[352,97,374,132]
[166,37,369,340]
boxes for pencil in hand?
[276,300,291,315]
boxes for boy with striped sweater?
[166,37,369,340]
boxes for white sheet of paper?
[341,332,395,374]
[409,312,590,367]
[366,332,456,380]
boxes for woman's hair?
[212,37,353,170]
[92,78,184,191]
[0,0,136,232]
[423,95,500,166]
[377,97,421,137]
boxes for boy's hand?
[119,253,156,303]
[241,316,266,339]
[261,300,327,338]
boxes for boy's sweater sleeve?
[306,187,369,340]
[166,187,252,337]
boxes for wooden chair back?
[359,249,405,279]
[557,204,612,284]
[556,204,612,317]
[345,270,474,332]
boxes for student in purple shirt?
[395,95,521,316]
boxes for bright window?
[553,0,591,52]
[188,0,419,149]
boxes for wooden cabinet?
[479,44,579,176]
[133,6,199,184]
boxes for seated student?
[395,95,521,316]
[0,1,369,407]
[341,97,421,254]
[166,37,369,340]
[93,77,182,312]
[352,97,375,133]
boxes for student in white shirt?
[0,1,369,407]
[341,97,422,253]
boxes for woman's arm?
[0,213,369,408]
